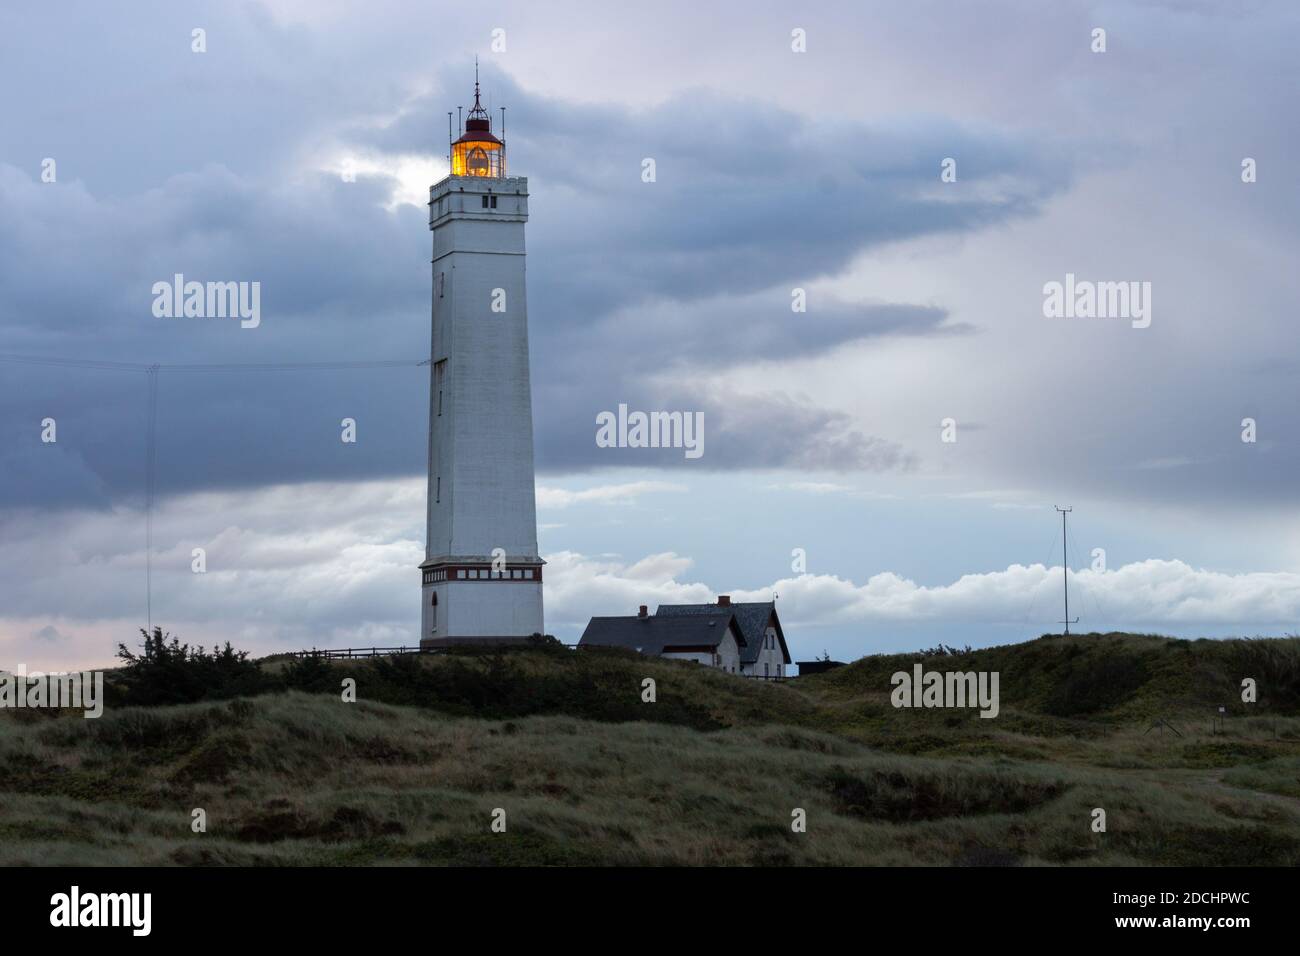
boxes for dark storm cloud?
[0,162,432,508]
[372,69,1072,315]
[533,380,919,474]
[0,1,386,198]
[1,44,1070,508]
[526,293,954,472]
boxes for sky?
[2,0,1299,671]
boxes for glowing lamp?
[451,75,505,178]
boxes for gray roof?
[655,601,790,664]
[579,611,743,655]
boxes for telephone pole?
[1056,506,1079,635]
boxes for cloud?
[549,553,1300,655]
[1,475,1296,670]
[5,0,1300,668]
[732,561,1300,630]
[32,625,64,642]
[0,45,1075,507]
[371,74,1073,314]
[540,550,714,636]
[691,386,916,472]
[536,481,686,509]
[0,438,113,510]
[764,481,901,500]
[768,481,854,495]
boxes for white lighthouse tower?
[419,74,544,648]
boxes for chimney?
[638,605,648,618]
[717,595,731,606]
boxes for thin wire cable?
[0,353,429,371]
[0,355,153,371]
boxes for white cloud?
[3,478,1298,671]
[730,561,1300,630]
[764,481,900,499]
[766,481,853,495]
[541,550,713,634]
[319,149,443,210]
[536,481,687,509]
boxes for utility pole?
[1055,506,1079,635]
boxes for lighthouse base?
[419,635,541,651]
[419,558,545,648]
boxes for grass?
[2,633,1299,865]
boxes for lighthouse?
[419,73,544,648]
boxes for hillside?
[2,634,1299,865]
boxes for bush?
[281,654,341,693]
[115,628,269,706]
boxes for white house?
[578,597,791,677]
[579,606,744,671]
[657,597,791,678]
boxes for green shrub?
[115,628,269,705]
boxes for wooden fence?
[287,644,792,679]
[288,645,427,659]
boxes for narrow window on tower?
[490,195,498,208]
[436,272,445,298]
[436,476,440,503]
[434,359,447,416]
[481,195,489,209]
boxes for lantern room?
[451,73,505,178]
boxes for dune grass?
[2,633,1299,865]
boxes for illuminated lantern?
[451,74,505,178]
